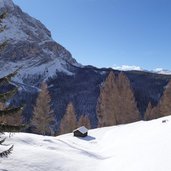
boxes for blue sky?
[13,0,171,70]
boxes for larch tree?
[96,71,118,127]
[144,80,171,120]
[97,71,140,127]
[116,72,140,124]
[144,102,153,121]
[144,102,159,121]
[0,11,23,158]
[31,82,55,136]
[77,115,91,129]
[59,102,77,134]
[158,80,171,116]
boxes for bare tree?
[144,80,171,120]
[97,71,140,127]
[158,80,171,116]
[78,115,91,129]
[59,102,77,134]
[115,72,140,124]
[31,82,55,136]
[144,102,153,121]
[97,71,118,127]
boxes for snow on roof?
[74,126,88,134]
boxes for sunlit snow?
[1,116,171,171]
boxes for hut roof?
[73,126,88,134]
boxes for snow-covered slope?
[1,116,171,171]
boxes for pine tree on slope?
[144,80,171,120]
[31,82,55,136]
[59,102,77,134]
[77,115,91,129]
[116,72,140,124]
[0,71,23,157]
[96,71,118,127]
[97,71,140,127]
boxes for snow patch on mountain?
[153,68,171,75]
[0,14,28,42]
[113,65,171,75]
[113,65,143,71]
[0,58,74,84]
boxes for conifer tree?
[144,80,171,120]
[78,115,91,129]
[97,71,118,127]
[0,11,23,158]
[97,71,140,127]
[31,82,55,136]
[0,71,23,157]
[144,102,153,121]
[158,80,171,116]
[59,102,77,134]
[116,72,140,124]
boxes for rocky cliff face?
[0,0,171,129]
[0,0,79,84]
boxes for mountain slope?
[1,116,171,171]
[0,0,79,82]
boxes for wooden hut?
[73,126,88,137]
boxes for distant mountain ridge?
[113,65,171,75]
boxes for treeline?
[30,82,91,136]
[1,70,171,138]
[97,71,141,127]
[97,71,171,126]
[30,70,171,136]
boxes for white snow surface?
[1,116,171,171]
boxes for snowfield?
[1,116,171,171]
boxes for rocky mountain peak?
[0,0,80,82]
[0,0,51,43]
[0,0,14,9]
